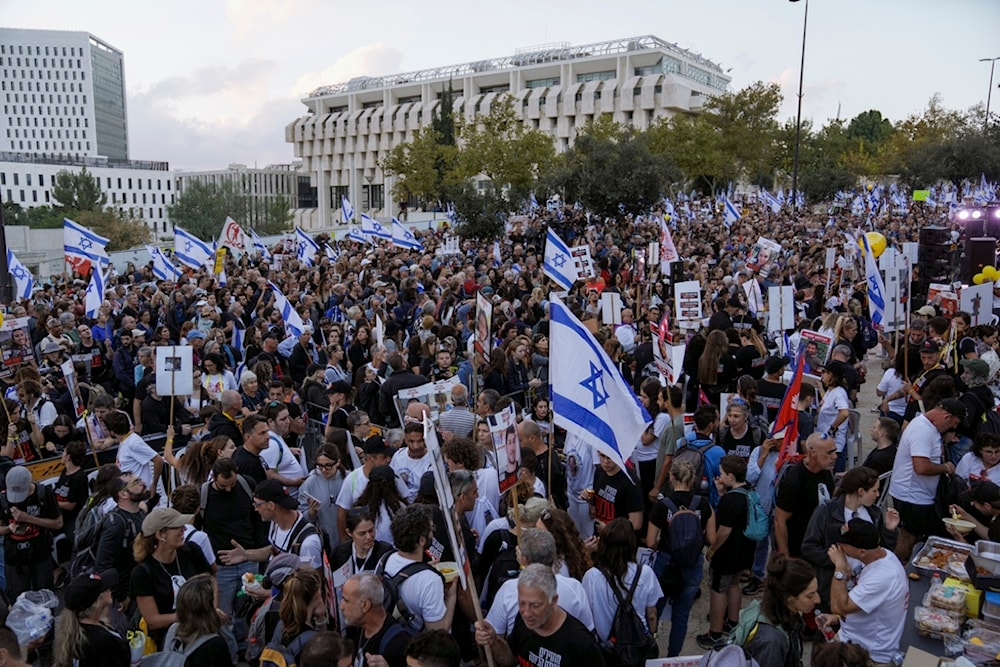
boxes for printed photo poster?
[797,329,833,378]
[674,280,703,324]
[60,359,84,418]
[927,283,959,318]
[569,245,596,281]
[0,317,37,379]
[475,291,493,360]
[424,415,471,590]
[393,376,460,429]
[652,326,685,386]
[155,346,194,396]
[489,404,521,494]
[746,237,782,278]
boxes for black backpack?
[658,495,704,567]
[484,534,521,609]
[600,565,659,667]
[375,552,443,634]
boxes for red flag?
[649,310,672,345]
[698,387,711,407]
[773,354,806,471]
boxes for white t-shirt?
[816,386,850,452]
[582,563,663,640]
[564,434,595,496]
[486,573,595,636]
[335,468,410,510]
[956,452,1000,485]
[117,432,158,488]
[268,514,324,569]
[390,449,435,502]
[381,552,446,627]
[259,433,305,498]
[182,525,216,565]
[889,413,943,505]
[877,369,907,415]
[838,554,909,663]
[632,413,669,464]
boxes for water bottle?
[814,609,836,642]
[890,651,905,667]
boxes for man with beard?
[94,472,149,606]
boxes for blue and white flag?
[173,227,214,270]
[362,213,391,241]
[341,195,355,224]
[248,228,272,261]
[391,218,423,250]
[549,294,651,468]
[7,250,33,301]
[445,203,458,226]
[325,245,339,262]
[232,325,245,354]
[295,227,320,267]
[543,228,576,291]
[268,281,306,337]
[64,218,110,265]
[722,195,741,228]
[347,227,366,244]
[493,241,502,267]
[861,233,886,328]
[761,188,782,214]
[529,191,539,211]
[84,264,105,318]
[146,245,182,281]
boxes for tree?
[450,182,509,241]
[543,119,681,219]
[703,81,783,185]
[648,113,727,192]
[52,167,107,211]
[260,196,294,235]
[381,126,459,204]
[846,110,894,145]
[167,180,251,240]
[75,207,151,251]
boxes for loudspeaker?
[920,226,951,245]
[965,237,998,282]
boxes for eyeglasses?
[316,462,337,470]
[252,500,269,508]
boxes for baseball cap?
[765,356,790,375]
[327,380,352,395]
[921,339,942,354]
[363,436,392,458]
[41,340,62,354]
[4,467,32,504]
[837,518,880,550]
[131,329,146,338]
[65,570,120,612]
[961,358,991,379]
[938,397,968,425]
[254,479,298,510]
[916,305,937,317]
[264,553,303,587]
[142,507,194,537]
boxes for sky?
[3,0,998,171]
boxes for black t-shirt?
[713,487,755,574]
[592,468,643,526]
[508,612,606,667]
[130,544,213,648]
[757,379,787,422]
[735,345,766,380]
[54,467,89,529]
[775,463,834,558]
[648,490,711,552]
[346,616,410,667]
[721,427,758,460]
[1,483,60,560]
[862,445,897,477]
[78,621,131,667]
[232,446,269,485]
[200,478,268,556]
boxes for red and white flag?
[221,216,248,256]
[773,354,806,471]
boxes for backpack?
[698,644,760,667]
[142,623,218,667]
[375,551,443,633]
[671,438,712,496]
[199,475,254,513]
[728,598,787,654]
[484,533,522,609]
[965,392,1000,435]
[258,629,317,667]
[658,496,704,567]
[731,487,768,542]
[246,599,281,665]
[600,565,659,667]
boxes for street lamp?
[790,0,809,213]
[981,57,1000,132]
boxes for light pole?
[790,0,809,213]
[981,57,1000,132]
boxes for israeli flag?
[445,203,458,225]
[325,244,339,262]
[173,227,214,270]
[232,325,245,354]
[542,228,576,291]
[268,281,306,337]
[347,227,366,244]
[362,213,391,241]
[249,228,272,261]
[7,250,34,301]
[493,241,502,267]
[341,195,355,224]
[146,245,182,281]
[84,265,105,318]
[861,233,887,327]
[64,218,110,265]
[549,294,651,469]
[722,195,741,228]
[761,188,782,214]
[529,191,539,211]
[296,227,320,267]
[391,218,423,250]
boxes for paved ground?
[660,350,886,663]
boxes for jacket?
[800,495,899,609]
[207,411,244,449]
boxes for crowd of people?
[0,191,992,667]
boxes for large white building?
[0,28,173,237]
[175,163,301,230]
[286,35,731,230]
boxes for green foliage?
[74,207,150,251]
[450,183,508,241]
[846,110,894,145]
[167,180,256,240]
[52,167,107,211]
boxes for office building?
[175,163,300,230]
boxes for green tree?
[846,110,894,145]
[75,207,151,251]
[648,113,727,192]
[381,126,459,204]
[167,180,250,240]
[52,167,107,211]
[450,182,509,241]
[704,81,783,185]
[259,196,294,235]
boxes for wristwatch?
[833,571,847,581]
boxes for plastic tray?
[912,536,974,576]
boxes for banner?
[674,280,703,323]
[475,291,493,360]
[155,346,194,396]
[489,404,520,494]
[796,330,833,378]
[746,237,781,278]
[0,317,36,379]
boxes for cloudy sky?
[4,0,998,171]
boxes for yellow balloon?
[857,232,887,258]
[985,266,998,280]
[975,273,986,285]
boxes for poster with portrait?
[475,291,493,360]
[393,376,460,429]
[489,404,520,494]
[0,317,37,380]
[746,237,782,278]
[797,329,833,378]
[155,346,193,396]
[60,359,85,418]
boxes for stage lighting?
[959,210,971,220]
[973,211,984,219]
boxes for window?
[526,76,559,89]
[576,70,615,83]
